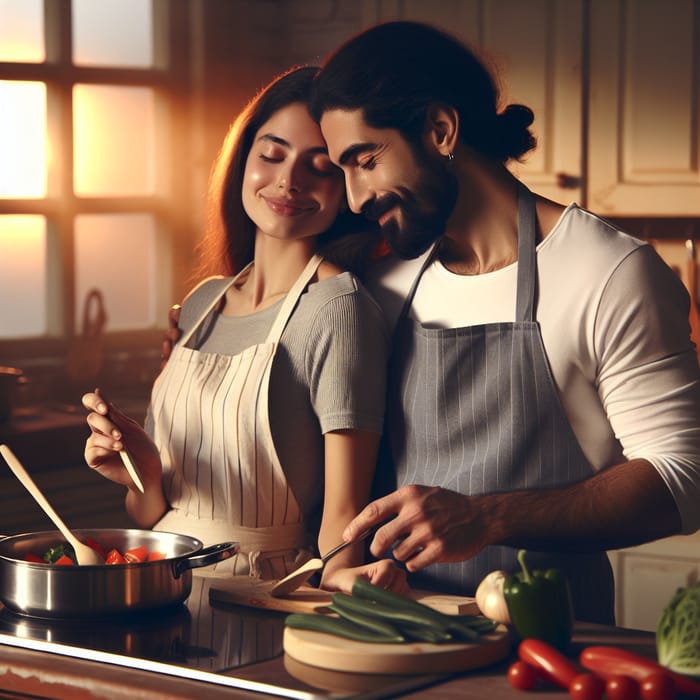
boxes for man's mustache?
[361,193,401,222]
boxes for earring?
[447,152,455,161]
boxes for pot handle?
[172,542,238,578]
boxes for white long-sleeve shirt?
[367,203,700,534]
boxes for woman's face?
[242,102,345,242]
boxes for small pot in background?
[0,367,23,424]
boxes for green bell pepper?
[503,549,574,651]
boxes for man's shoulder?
[365,251,431,325]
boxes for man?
[309,21,700,624]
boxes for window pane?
[0,216,47,337]
[0,0,45,63]
[0,81,47,198]
[72,0,153,67]
[73,85,156,196]
[74,214,157,331]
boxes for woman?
[82,66,405,593]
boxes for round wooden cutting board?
[283,624,510,675]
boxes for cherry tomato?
[507,660,538,691]
[640,673,676,700]
[105,548,126,565]
[606,675,640,700]
[124,544,148,563]
[569,673,605,700]
[84,536,106,558]
[54,554,75,566]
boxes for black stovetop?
[0,574,445,699]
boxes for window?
[0,0,192,391]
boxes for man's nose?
[345,180,370,214]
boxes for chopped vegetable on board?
[503,549,574,651]
[285,578,498,645]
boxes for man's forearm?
[487,459,682,552]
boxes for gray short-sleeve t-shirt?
[150,271,389,525]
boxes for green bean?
[326,602,406,641]
[285,612,405,643]
[332,592,455,641]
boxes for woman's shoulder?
[182,275,231,303]
[179,276,232,329]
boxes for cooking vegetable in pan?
[25,540,166,566]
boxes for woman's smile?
[262,195,317,216]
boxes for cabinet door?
[361,0,584,205]
[588,0,700,215]
[614,553,699,632]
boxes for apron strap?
[265,253,324,344]
[397,246,439,323]
[397,184,539,325]
[179,255,324,348]
[515,183,538,323]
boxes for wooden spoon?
[0,444,104,565]
[270,529,372,597]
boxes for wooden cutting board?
[283,624,510,675]
[208,575,479,615]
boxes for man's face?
[320,108,458,259]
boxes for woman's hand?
[82,389,162,490]
[320,558,410,596]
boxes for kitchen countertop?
[0,574,661,700]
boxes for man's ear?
[424,103,459,158]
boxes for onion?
[475,569,511,624]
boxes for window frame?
[0,0,193,363]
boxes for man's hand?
[160,304,182,369]
[343,484,490,572]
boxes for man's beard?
[362,154,458,260]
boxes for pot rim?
[0,528,205,567]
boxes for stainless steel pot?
[0,528,238,618]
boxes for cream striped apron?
[149,255,323,578]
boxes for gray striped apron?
[386,185,615,624]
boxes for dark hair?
[194,65,378,281]
[311,21,536,164]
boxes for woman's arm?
[318,428,408,593]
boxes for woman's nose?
[276,162,302,192]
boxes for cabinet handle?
[556,172,582,189]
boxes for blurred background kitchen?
[1,0,699,631]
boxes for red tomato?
[640,673,676,700]
[147,550,166,561]
[507,661,538,691]
[580,646,700,696]
[569,673,605,700]
[606,675,640,700]
[84,536,106,558]
[24,553,44,563]
[124,545,148,563]
[54,554,75,566]
[105,548,126,565]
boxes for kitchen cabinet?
[359,0,700,216]
[608,530,700,632]
[588,0,700,216]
